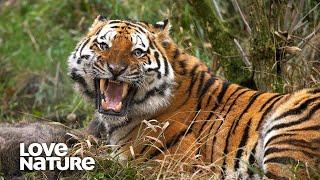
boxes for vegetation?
[0,0,319,179]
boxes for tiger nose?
[107,63,128,77]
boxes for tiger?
[67,15,320,179]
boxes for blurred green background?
[0,0,319,178]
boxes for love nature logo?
[20,143,95,171]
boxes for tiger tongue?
[102,81,123,112]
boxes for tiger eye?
[161,41,169,48]
[133,49,143,57]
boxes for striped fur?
[68,16,320,179]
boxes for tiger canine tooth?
[101,99,109,110]
[114,102,122,112]
[122,83,129,98]
[100,79,106,92]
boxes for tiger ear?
[96,15,108,21]
[89,15,108,30]
[153,19,171,46]
[153,19,171,35]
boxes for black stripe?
[264,147,286,157]
[108,20,121,24]
[154,51,159,61]
[127,24,147,35]
[95,26,104,36]
[136,22,149,29]
[199,76,217,98]
[208,89,249,162]
[198,88,248,135]
[256,95,283,131]
[263,147,318,160]
[264,134,288,147]
[93,63,105,73]
[184,76,198,103]
[234,119,252,170]
[163,58,169,76]
[73,48,79,58]
[120,21,147,34]
[79,38,90,56]
[136,26,147,34]
[218,87,243,113]
[77,58,82,64]
[186,65,200,94]
[181,68,201,107]
[100,30,112,41]
[274,96,320,121]
[223,90,251,118]
[190,85,220,136]
[80,55,90,60]
[230,92,264,134]
[205,93,213,107]
[149,40,155,49]
[266,102,320,135]
[205,81,230,120]
[137,35,146,47]
[110,25,120,29]
[177,60,187,75]
[309,88,320,94]
[109,118,132,135]
[247,142,257,177]
[276,139,319,151]
[146,56,152,65]
[70,68,95,98]
[264,171,287,180]
[197,82,233,134]
[146,51,162,78]
[264,156,298,165]
[173,48,180,59]
[221,92,263,175]
[288,125,320,131]
[154,52,161,79]
[209,134,217,163]
[205,82,231,107]
[259,94,282,111]
[192,76,217,131]
[216,81,230,104]
[141,128,193,159]
[187,76,198,95]
[190,64,200,76]
[196,71,206,97]
[133,82,169,104]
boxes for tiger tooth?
[114,102,122,112]
[122,83,129,99]
[110,80,120,84]
[100,79,106,92]
[101,99,109,110]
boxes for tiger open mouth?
[95,79,135,116]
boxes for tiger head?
[68,16,175,125]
